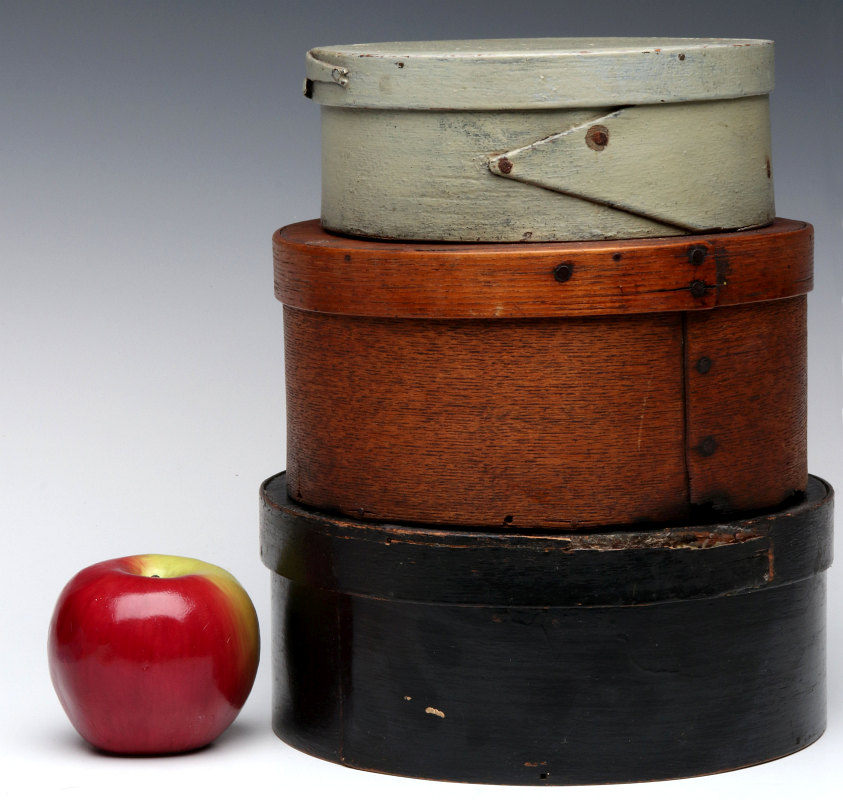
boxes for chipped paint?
[310,39,774,241]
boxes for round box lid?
[274,218,812,318]
[305,37,774,110]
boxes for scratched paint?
[307,38,775,242]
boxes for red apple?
[48,554,260,754]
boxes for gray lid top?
[305,37,774,109]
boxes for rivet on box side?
[553,263,574,283]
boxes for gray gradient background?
[1,1,841,798]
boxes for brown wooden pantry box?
[276,217,811,530]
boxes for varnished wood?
[284,298,807,528]
[261,474,833,785]
[274,218,812,318]
[277,218,811,529]
[684,296,807,512]
[285,308,689,528]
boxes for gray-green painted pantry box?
[305,38,775,242]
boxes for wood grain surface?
[685,296,807,512]
[277,219,811,529]
[275,217,812,318]
[284,309,689,528]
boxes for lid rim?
[310,36,774,56]
[306,37,774,109]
